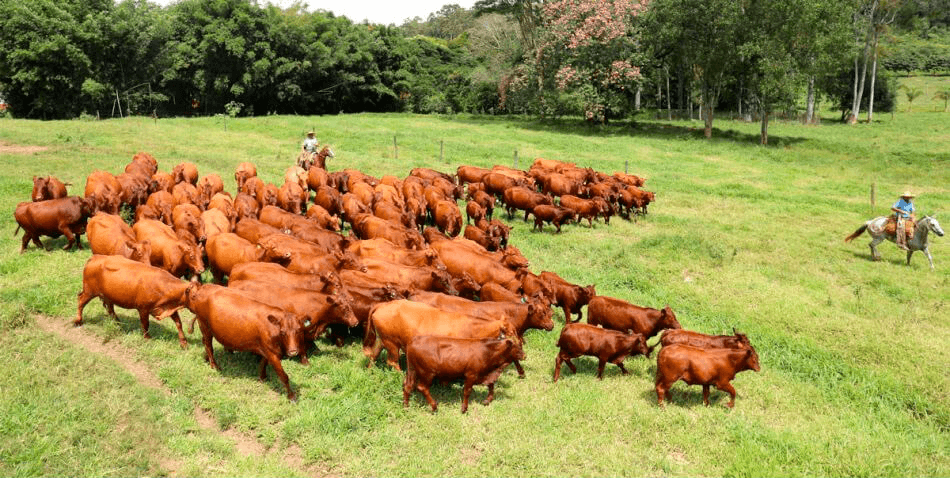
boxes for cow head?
[431,270,458,296]
[733,328,752,349]
[336,251,366,272]
[451,273,481,300]
[376,284,404,301]
[320,271,343,295]
[743,346,761,372]
[628,333,652,358]
[502,337,526,361]
[501,248,530,270]
[660,305,681,330]
[180,242,205,276]
[327,292,359,327]
[526,300,555,331]
[129,240,152,264]
[270,312,304,359]
[31,176,49,202]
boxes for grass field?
[0,87,948,476]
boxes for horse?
[844,215,944,270]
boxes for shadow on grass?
[403,376,519,413]
[844,249,911,267]
[553,356,652,381]
[446,115,810,149]
[639,385,734,409]
[18,236,85,254]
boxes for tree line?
[0,0,947,143]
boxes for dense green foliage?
[0,91,947,475]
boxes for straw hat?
[900,190,916,198]
[306,131,315,137]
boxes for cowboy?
[890,191,916,251]
[298,131,319,169]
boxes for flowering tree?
[506,0,646,122]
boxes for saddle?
[885,215,915,239]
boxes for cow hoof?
[178,341,188,350]
[73,320,83,327]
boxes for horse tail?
[844,224,868,242]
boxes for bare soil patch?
[0,141,50,154]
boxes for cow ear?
[266,314,281,326]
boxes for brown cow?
[660,328,752,350]
[470,190,495,220]
[277,181,306,214]
[553,323,652,382]
[479,281,522,302]
[234,162,257,191]
[463,225,501,251]
[353,259,456,295]
[132,219,205,278]
[145,190,176,225]
[32,175,69,202]
[241,176,264,198]
[429,239,522,292]
[229,262,340,292]
[456,165,491,186]
[613,172,646,187]
[84,171,122,215]
[503,186,553,222]
[196,174,224,208]
[76,255,195,348]
[481,172,521,197]
[134,204,162,223]
[172,182,200,208]
[233,193,260,221]
[587,296,681,339]
[185,283,306,401]
[403,335,525,413]
[234,217,285,244]
[256,183,279,208]
[205,233,268,282]
[14,197,91,252]
[410,167,454,185]
[307,166,330,191]
[200,208,231,239]
[151,172,175,194]
[374,200,415,229]
[127,152,158,178]
[172,162,198,185]
[313,186,344,217]
[538,271,595,322]
[363,300,518,370]
[115,172,150,209]
[654,343,760,408]
[560,195,606,227]
[540,172,586,197]
[172,204,206,244]
[347,238,444,269]
[352,213,425,250]
[306,204,340,231]
[87,212,151,263]
[532,204,576,233]
[465,201,486,225]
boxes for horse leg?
[869,236,884,261]
[906,249,914,266]
[923,247,935,271]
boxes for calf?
[14,196,91,252]
[502,186,552,222]
[587,296,681,339]
[559,195,606,228]
[76,255,195,348]
[532,204,576,233]
[553,323,651,382]
[32,175,69,202]
[660,328,751,350]
[654,343,761,408]
[465,200,486,225]
[538,271,595,322]
[403,336,525,413]
[185,283,307,401]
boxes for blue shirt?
[893,198,914,218]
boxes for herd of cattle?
[15,150,760,411]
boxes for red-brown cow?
[465,201,486,225]
[470,190,495,220]
[205,233,268,282]
[463,224,501,251]
[502,186,553,222]
[14,197,91,252]
[553,323,652,382]
[277,181,307,214]
[234,217,285,244]
[352,214,425,250]
[313,186,344,217]
[560,195,606,228]
[172,204,206,244]
[185,283,306,401]
[403,335,525,413]
[172,182,200,208]
[196,174,224,208]
[538,271,595,322]
[151,172,175,194]
[347,238,444,269]
[532,204,576,233]
[660,328,751,349]
[307,166,330,190]
[456,165,491,186]
[172,162,199,185]
[200,208,231,239]
[87,212,151,263]
[76,255,195,348]
[429,240,523,292]
[84,170,122,215]
[145,191,175,225]
[306,204,340,231]
[480,172,522,197]
[234,162,257,191]
[233,193,260,221]
[115,172,150,209]
[32,175,69,202]
[654,343,760,408]
[363,300,518,370]
[479,281,522,302]
[229,262,340,292]
[132,219,205,278]
[587,296,681,339]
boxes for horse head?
[923,215,945,237]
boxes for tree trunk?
[760,107,769,145]
[703,103,713,138]
[867,31,879,123]
[850,0,878,124]
[635,85,641,111]
[849,56,859,123]
[806,76,816,124]
[666,68,672,121]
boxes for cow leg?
[265,354,296,402]
[258,356,269,380]
[575,308,583,322]
[512,360,525,378]
[403,366,416,407]
[57,223,76,250]
[702,385,711,406]
[381,339,401,371]
[75,287,95,326]
[32,233,46,251]
[655,383,667,406]
[198,323,218,370]
[103,301,117,319]
[717,381,737,408]
[20,232,31,253]
[562,305,573,323]
[137,310,152,340]
[168,311,188,349]
[596,359,607,379]
[616,361,629,375]
[564,357,577,374]
[416,375,438,412]
[461,381,474,413]
[482,383,495,406]
[553,353,564,382]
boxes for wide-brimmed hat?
[900,190,916,198]
[306,131,315,137]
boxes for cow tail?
[362,306,379,358]
[14,224,21,236]
[844,224,868,242]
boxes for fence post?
[513,150,518,169]
[440,139,444,163]
[870,182,876,213]
[394,135,398,160]
[625,160,628,175]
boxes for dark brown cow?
[363,300,518,370]
[14,197,91,252]
[587,296,681,339]
[403,335,525,413]
[619,186,655,217]
[172,162,199,185]
[654,344,760,408]
[185,283,306,401]
[76,255,195,348]
[519,271,557,305]
[660,329,752,350]
[84,170,122,214]
[132,219,205,278]
[87,212,151,263]
[553,323,652,382]
[32,175,69,202]
[503,186,553,222]
[532,204,576,233]
[538,271,595,322]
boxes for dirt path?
[35,315,334,477]
[0,141,50,154]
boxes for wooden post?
[870,182,876,212]
[115,90,123,118]
[625,160,628,175]
[513,150,518,169]
[394,135,398,160]
[440,139,444,163]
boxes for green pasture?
[0,92,948,476]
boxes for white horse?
[844,215,944,270]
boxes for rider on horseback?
[890,191,915,251]
[298,131,319,169]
